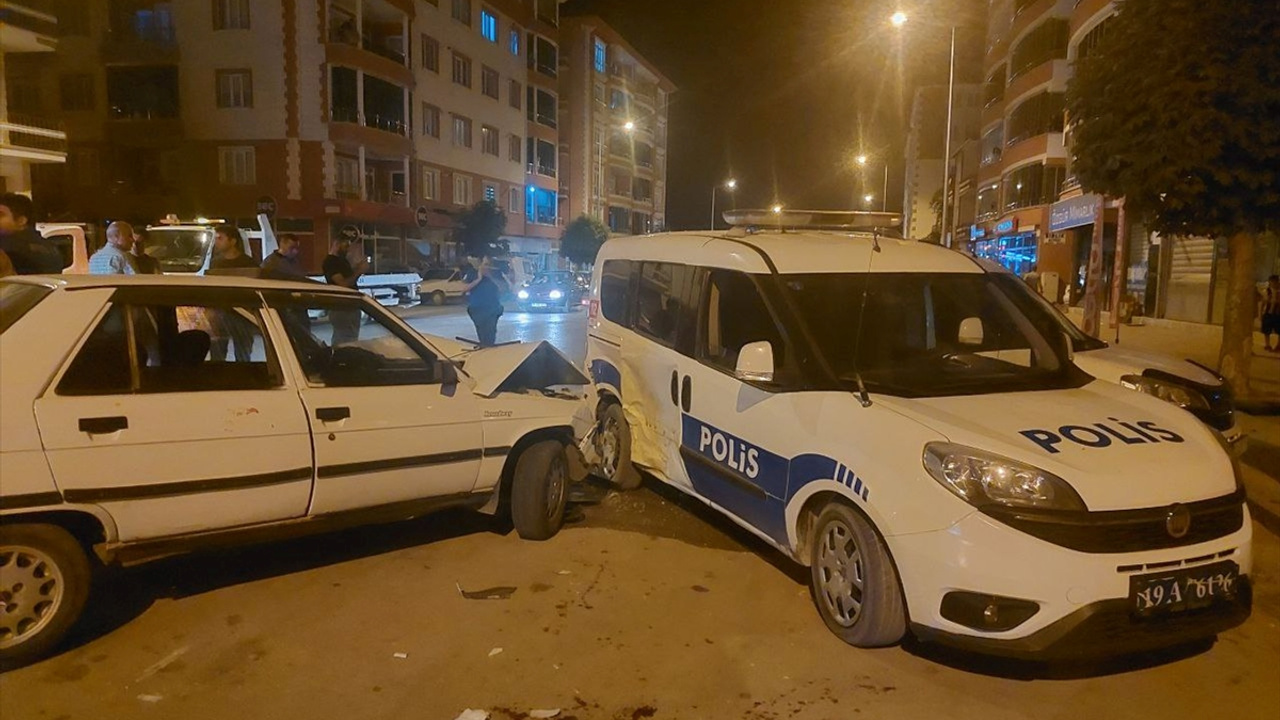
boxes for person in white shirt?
[88,222,138,275]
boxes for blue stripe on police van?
[590,359,622,393]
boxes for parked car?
[517,272,586,313]
[582,210,1251,659]
[0,274,588,666]
[419,267,473,306]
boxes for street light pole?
[882,164,889,212]
[711,178,737,229]
[940,25,957,248]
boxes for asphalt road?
[398,302,588,363]
[3,306,1279,719]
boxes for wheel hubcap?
[546,453,567,521]
[0,545,65,649]
[599,417,621,479]
[816,521,864,627]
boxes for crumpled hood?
[877,380,1236,511]
[451,340,590,397]
[1074,344,1222,386]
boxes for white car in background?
[418,267,473,306]
[0,274,588,666]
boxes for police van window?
[599,259,634,325]
[58,299,282,395]
[268,294,442,387]
[634,262,697,354]
[700,270,788,376]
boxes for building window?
[336,155,360,196]
[421,103,441,137]
[509,79,521,110]
[451,0,471,26]
[58,0,91,35]
[480,9,498,42]
[454,174,473,205]
[59,74,95,111]
[451,114,473,148]
[484,183,497,202]
[533,89,557,129]
[422,166,439,200]
[529,35,557,78]
[481,125,499,156]
[526,187,557,225]
[593,38,607,73]
[508,134,521,162]
[212,0,250,30]
[219,146,256,185]
[215,69,253,108]
[535,0,557,27]
[508,186,520,213]
[421,34,440,72]
[481,66,499,99]
[452,52,472,87]
[530,138,556,177]
[508,28,520,55]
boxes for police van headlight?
[1119,374,1210,411]
[923,443,1087,512]
[518,290,530,300]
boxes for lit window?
[219,146,256,185]
[526,187,557,225]
[480,9,497,42]
[509,28,520,56]
[484,183,497,202]
[593,38,607,73]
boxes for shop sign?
[1049,194,1102,233]
[970,225,987,240]
[415,206,430,228]
[995,218,1019,235]
[340,224,361,241]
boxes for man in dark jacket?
[0,193,62,274]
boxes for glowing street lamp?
[711,178,739,230]
[856,155,869,166]
[623,120,636,133]
[864,194,875,205]
[891,11,908,28]
[772,204,783,214]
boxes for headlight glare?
[923,443,1086,511]
[517,290,530,300]
[549,289,564,299]
[1119,374,1210,411]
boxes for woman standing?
[464,257,507,347]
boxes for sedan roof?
[4,274,359,295]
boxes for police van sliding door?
[620,262,699,490]
[677,269,797,546]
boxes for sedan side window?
[268,293,442,387]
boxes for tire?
[511,440,570,541]
[430,291,447,306]
[808,503,906,647]
[0,524,92,668]
[597,402,642,490]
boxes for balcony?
[1071,0,1115,34]
[978,160,1004,188]
[0,114,67,163]
[1006,58,1067,106]
[981,101,1005,129]
[102,3,178,63]
[984,35,1010,77]
[1003,132,1065,169]
[329,107,412,156]
[326,43,412,88]
[1011,0,1063,43]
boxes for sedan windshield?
[143,229,213,273]
[782,272,1088,397]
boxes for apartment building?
[559,14,673,236]
[24,0,566,271]
[901,83,980,241]
[0,0,66,194]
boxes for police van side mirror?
[735,341,775,383]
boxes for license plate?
[531,303,547,308]
[1129,561,1239,616]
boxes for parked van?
[583,210,1251,659]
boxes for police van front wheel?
[598,403,642,490]
[809,503,906,647]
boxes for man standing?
[1261,274,1280,353]
[0,193,62,274]
[89,221,138,275]
[131,228,161,274]
[322,234,368,346]
[464,256,507,347]
[262,233,308,281]
[209,224,258,271]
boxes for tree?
[559,214,609,267]
[1066,0,1279,396]
[455,200,508,258]
[922,188,943,244]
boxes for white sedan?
[0,274,588,666]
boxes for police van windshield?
[782,272,1088,397]
[143,229,213,273]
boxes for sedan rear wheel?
[0,524,91,668]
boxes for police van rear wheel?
[598,403,642,490]
[809,503,906,647]
[511,440,569,541]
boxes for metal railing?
[0,113,67,153]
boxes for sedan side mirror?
[436,359,460,386]
[735,340,775,383]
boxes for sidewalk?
[1063,308,1280,405]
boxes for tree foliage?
[559,214,609,266]
[455,200,508,258]
[1066,0,1279,237]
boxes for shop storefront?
[970,218,1039,277]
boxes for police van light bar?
[723,209,903,231]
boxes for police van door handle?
[670,371,679,406]
[681,375,692,413]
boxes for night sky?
[561,0,985,230]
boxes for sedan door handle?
[79,416,128,434]
[315,406,351,422]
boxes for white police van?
[584,210,1252,659]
